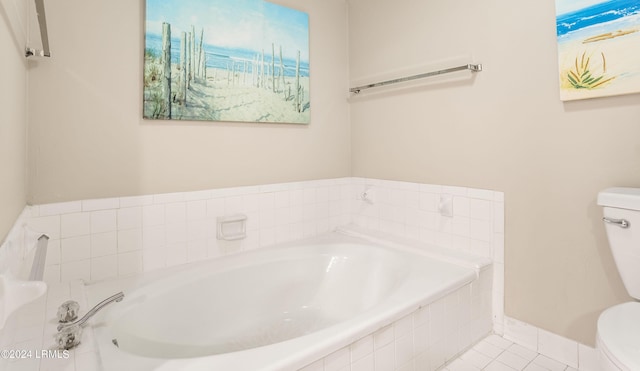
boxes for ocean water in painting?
[556,0,640,39]
[145,34,309,78]
[145,0,309,77]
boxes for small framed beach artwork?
[143,0,310,124]
[556,0,640,101]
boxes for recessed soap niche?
[216,214,248,241]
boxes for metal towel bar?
[25,0,51,57]
[350,63,482,94]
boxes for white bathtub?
[86,227,492,371]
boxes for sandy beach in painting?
[143,64,310,124]
[557,10,640,101]
[143,0,310,123]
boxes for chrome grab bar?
[603,217,629,229]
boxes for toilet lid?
[598,302,640,370]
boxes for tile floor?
[443,335,577,371]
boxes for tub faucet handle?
[55,324,82,350]
[57,300,80,323]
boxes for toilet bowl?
[597,188,640,371]
[596,302,640,371]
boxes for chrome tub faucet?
[55,292,124,350]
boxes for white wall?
[0,0,28,242]
[27,0,351,204]
[348,0,640,346]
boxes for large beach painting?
[144,0,310,124]
[556,0,640,101]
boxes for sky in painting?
[555,0,612,15]
[146,0,309,61]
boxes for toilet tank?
[598,187,640,300]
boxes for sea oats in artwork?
[564,51,616,90]
[555,0,640,100]
[144,0,310,123]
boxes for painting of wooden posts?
[143,0,310,124]
[555,0,640,101]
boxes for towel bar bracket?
[26,0,51,58]
[25,47,47,58]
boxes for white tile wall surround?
[350,178,503,259]
[26,178,355,285]
[350,178,505,332]
[4,177,505,371]
[38,201,81,217]
[82,198,120,212]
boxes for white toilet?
[596,187,640,371]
